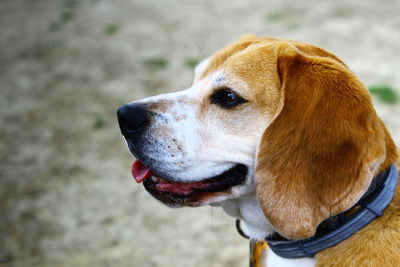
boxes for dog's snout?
[117,103,150,136]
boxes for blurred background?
[1,0,400,266]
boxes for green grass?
[265,13,283,22]
[142,57,168,71]
[60,10,75,23]
[49,3,77,31]
[93,117,106,129]
[369,85,398,103]
[104,23,120,35]
[63,0,79,8]
[184,57,201,68]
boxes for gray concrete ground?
[1,0,400,266]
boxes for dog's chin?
[142,164,249,207]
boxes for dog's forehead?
[195,42,277,85]
[191,41,281,109]
[195,38,277,80]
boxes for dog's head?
[117,36,397,239]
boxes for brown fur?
[202,36,399,265]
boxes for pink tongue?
[131,160,153,183]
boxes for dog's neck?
[219,196,317,266]
[219,195,273,240]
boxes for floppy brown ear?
[255,43,398,239]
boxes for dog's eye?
[210,88,246,109]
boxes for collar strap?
[265,164,398,258]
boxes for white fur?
[267,249,316,267]
[219,196,273,240]
[194,57,211,82]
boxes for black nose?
[117,103,150,136]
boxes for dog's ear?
[255,43,397,239]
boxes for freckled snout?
[117,103,150,137]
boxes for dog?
[117,35,400,266]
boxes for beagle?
[117,35,400,267]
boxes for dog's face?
[118,36,397,239]
[118,37,282,207]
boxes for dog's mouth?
[131,160,248,206]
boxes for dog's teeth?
[150,176,158,182]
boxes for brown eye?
[210,88,246,109]
[222,91,238,103]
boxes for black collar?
[237,165,398,258]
